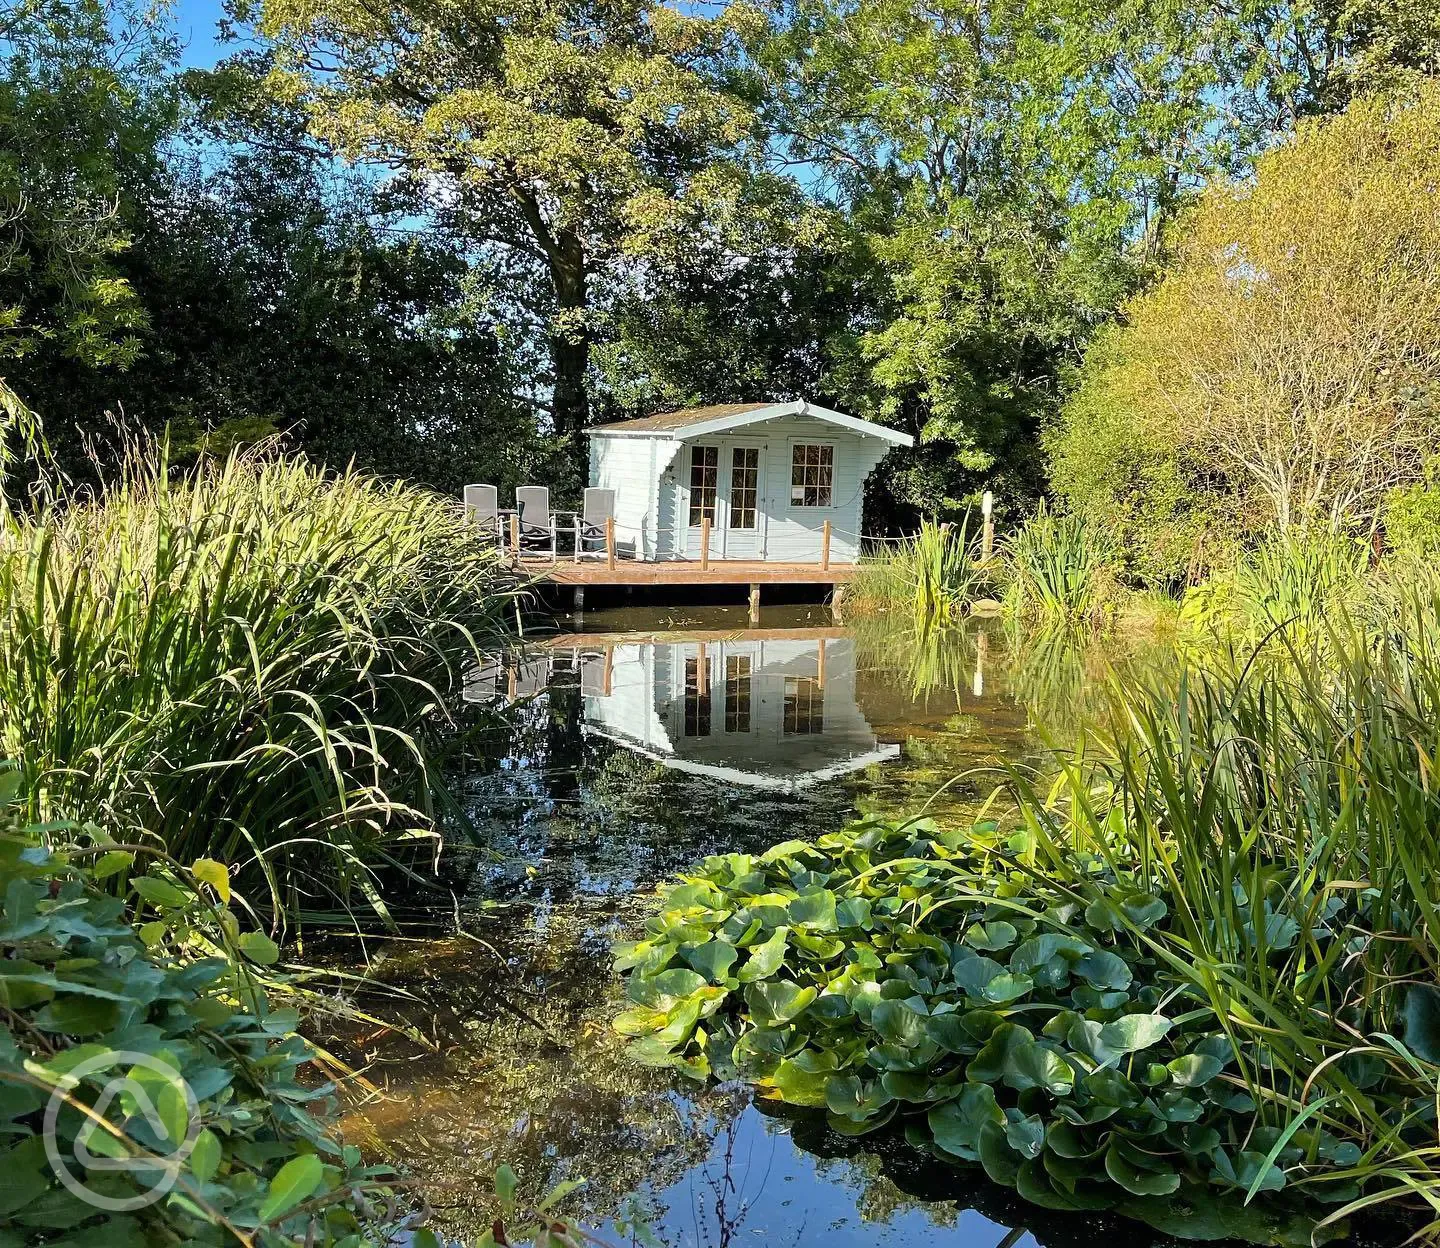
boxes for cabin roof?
[590,399,914,447]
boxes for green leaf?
[787,889,837,931]
[745,980,816,1025]
[91,851,134,881]
[257,1154,323,1223]
[928,1083,1004,1160]
[1167,1053,1224,1088]
[1104,1144,1179,1196]
[682,940,737,984]
[495,1163,518,1205]
[1074,949,1132,991]
[870,999,928,1047]
[963,920,1017,951]
[189,1129,221,1183]
[1008,1043,1075,1096]
[1004,1113,1046,1159]
[1098,1013,1171,1053]
[736,927,788,982]
[969,1023,1030,1084]
[237,931,280,966]
[130,876,191,910]
[1401,983,1440,1063]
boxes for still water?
[331,605,1215,1248]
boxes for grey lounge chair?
[463,484,501,542]
[514,485,557,558]
[576,487,615,559]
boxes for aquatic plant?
[0,446,516,925]
[851,517,984,626]
[1180,528,1368,641]
[1002,502,1115,624]
[612,817,1348,1242]
[615,613,1440,1241]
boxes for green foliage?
[1001,502,1115,623]
[850,518,986,626]
[256,0,775,446]
[0,0,177,380]
[1054,83,1440,556]
[1382,474,1440,564]
[613,818,1349,1241]
[0,793,397,1245]
[0,446,515,925]
[1180,530,1368,642]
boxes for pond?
[326,604,1271,1248]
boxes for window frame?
[687,444,719,528]
[788,441,836,510]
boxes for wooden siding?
[591,412,895,563]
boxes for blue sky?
[169,0,228,69]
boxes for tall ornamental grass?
[1002,501,1114,623]
[1018,603,1440,1235]
[851,517,982,626]
[0,447,515,924]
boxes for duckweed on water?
[612,816,1415,1244]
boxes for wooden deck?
[534,625,851,649]
[522,559,859,587]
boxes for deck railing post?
[821,519,832,570]
[510,513,521,560]
[606,516,616,570]
[701,517,711,571]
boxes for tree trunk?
[546,228,590,471]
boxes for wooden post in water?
[816,637,827,689]
[981,490,995,563]
[821,519,832,571]
[701,517,711,571]
[697,642,708,697]
[748,583,760,625]
[510,512,521,560]
[605,516,616,570]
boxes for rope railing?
[461,488,999,569]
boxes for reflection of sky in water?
[340,610,1235,1248]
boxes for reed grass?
[850,517,983,626]
[1013,602,1440,1234]
[1002,500,1114,623]
[0,445,516,925]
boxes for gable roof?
[590,399,913,447]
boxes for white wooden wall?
[594,415,893,563]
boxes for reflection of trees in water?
[331,904,743,1243]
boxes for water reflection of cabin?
[578,633,896,792]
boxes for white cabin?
[588,400,913,563]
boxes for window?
[790,444,834,507]
[688,445,718,527]
[683,657,711,737]
[724,655,752,732]
[783,676,824,735]
[729,448,759,530]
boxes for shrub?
[0,446,515,925]
[1053,82,1440,556]
[0,787,397,1244]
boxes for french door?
[684,442,765,559]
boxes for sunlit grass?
[0,445,517,926]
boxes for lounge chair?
[576,487,615,559]
[515,485,557,558]
[463,484,501,542]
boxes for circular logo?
[42,1050,202,1213]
